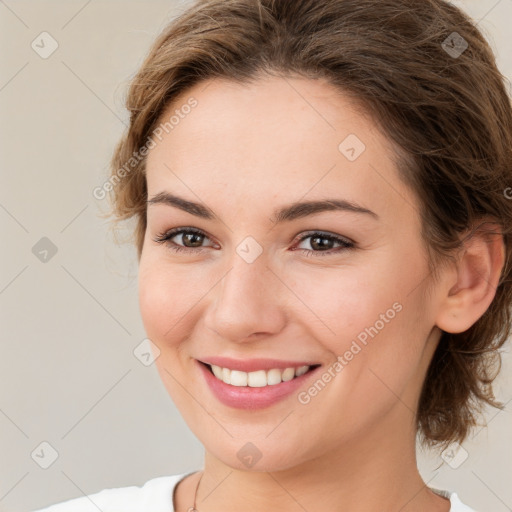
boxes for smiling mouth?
[200,362,321,388]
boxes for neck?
[192,406,448,512]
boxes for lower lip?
[197,361,320,410]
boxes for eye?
[293,231,355,257]
[152,227,355,257]
[152,227,217,254]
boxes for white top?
[32,472,478,511]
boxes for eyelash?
[152,227,355,257]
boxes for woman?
[33,0,512,510]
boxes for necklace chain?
[186,471,203,512]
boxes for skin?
[138,75,504,512]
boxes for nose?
[202,254,287,343]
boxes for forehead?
[145,75,415,223]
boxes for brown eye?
[294,232,354,257]
[152,227,216,253]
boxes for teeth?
[267,368,282,386]
[211,365,223,380]
[230,370,247,386]
[209,364,311,387]
[295,365,309,377]
[281,367,295,382]
[247,370,267,387]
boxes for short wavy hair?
[106,0,512,452]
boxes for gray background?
[0,1,511,511]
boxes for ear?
[435,220,505,334]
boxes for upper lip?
[198,357,320,373]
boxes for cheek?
[137,258,203,409]
[138,249,212,345]
[339,275,432,415]
[138,268,173,343]
[285,260,400,350]
[293,249,431,390]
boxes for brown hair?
[107,0,512,452]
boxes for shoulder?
[449,492,479,511]
[33,479,479,512]
[430,487,479,512]
[31,473,188,512]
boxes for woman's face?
[139,75,445,471]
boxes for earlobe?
[435,221,505,334]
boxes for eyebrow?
[147,192,379,223]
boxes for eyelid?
[153,226,218,247]
[153,226,355,256]
[293,230,354,246]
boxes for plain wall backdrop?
[0,1,511,511]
